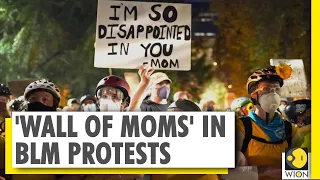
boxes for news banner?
[9,112,235,168]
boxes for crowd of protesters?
[0,64,311,180]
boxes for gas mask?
[258,93,281,113]
[99,98,121,112]
[157,85,170,100]
[83,104,97,112]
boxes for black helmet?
[0,83,11,96]
[285,99,311,124]
[168,99,201,111]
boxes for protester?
[201,100,215,111]
[0,83,11,125]
[0,83,11,138]
[140,72,172,111]
[152,99,219,180]
[9,79,62,180]
[279,98,288,119]
[0,135,5,180]
[173,91,188,102]
[67,98,81,111]
[95,75,131,112]
[230,97,253,118]
[224,65,305,180]
[285,99,311,151]
[80,94,98,112]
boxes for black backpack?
[240,116,293,153]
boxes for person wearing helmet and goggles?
[80,94,98,112]
[230,97,254,117]
[95,75,131,112]
[226,65,302,180]
[285,99,311,151]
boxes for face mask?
[99,98,121,112]
[157,85,170,99]
[0,102,6,112]
[206,107,214,111]
[279,104,286,113]
[258,93,281,113]
[83,104,97,112]
[27,101,57,112]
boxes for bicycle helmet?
[0,83,11,96]
[67,98,80,107]
[80,94,97,105]
[247,66,284,94]
[96,75,131,106]
[285,99,311,124]
[230,97,252,112]
[24,79,61,107]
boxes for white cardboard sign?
[94,0,192,71]
[270,59,308,98]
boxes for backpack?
[240,116,293,153]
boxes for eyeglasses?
[97,86,124,102]
[254,86,281,95]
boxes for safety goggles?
[254,86,281,95]
[96,86,124,102]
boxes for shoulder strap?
[240,117,252,153]
[284,120,292,147]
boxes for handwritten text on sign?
[270,59,308,98]
[94,0,192,70]
[11,112,235,168]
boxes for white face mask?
[83,104,97,112]
[258,93,281,113]
[279,104,286,113]
[99,98,121,112]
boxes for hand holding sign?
[138,65,155,85]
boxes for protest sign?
[270,59,308,98]
[94,0,192,70]
[9,112,235,169]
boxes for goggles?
[97,86,124,103]
[254,86,281,95]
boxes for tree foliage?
[211,0,311,97]
[0,0,311,104]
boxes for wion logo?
[282,148,310,179]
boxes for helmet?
[285,99,311,124]
[280,98,288,103]
[95,75,131,104]
[80,94,97,105]
[24,79,61,107]
[168,99,201,111]
[247,66,284,94]
[0,83,11,96]
[231,97,252,111]
[67,98,79,107]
